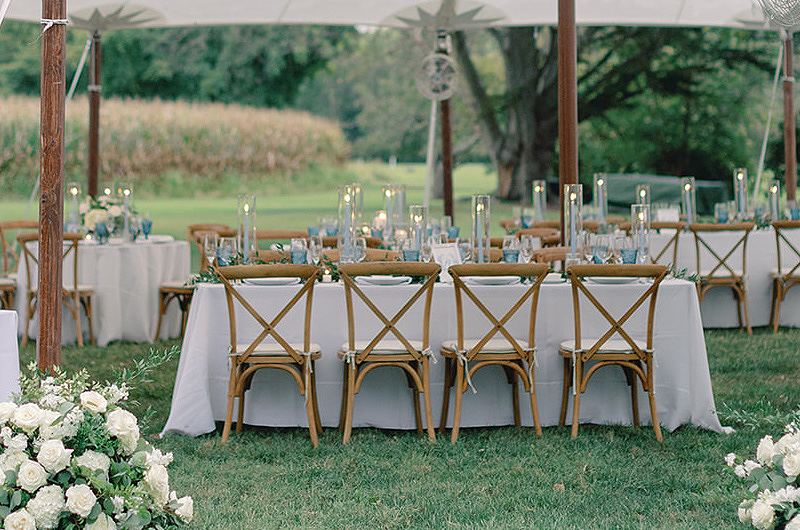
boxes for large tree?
[453,26,774,201]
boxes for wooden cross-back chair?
[440,263,549,443]
[532,246,568,270]
[337,262,441,444]
[320,236,382,249]
[216,264,322,446]
[186,224,235,272]
[17,232,95,348]
[1,221,39,278]
[255,230,308,249]
[619,221,685,266]
[770,220,800,332]
[690,222,754,335]
[255,248,400,264]
[560,264,668,441]
[517,227,561,248]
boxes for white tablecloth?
[0,310,20,402]
[16,238,191,346]
[650,228,800,328]
[163,279,722,435]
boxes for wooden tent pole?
[441,98,454,221]
[557,0,579,245]
[37,0,68,370]
[784,31,797,202]
[88,29,101,197]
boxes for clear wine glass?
[203,234,218,268]
[216,237,238,266]
[308,235,323,265]
[421,237,434,263]
[354,237,367,263]
[456,238,472,263]
[520,235,536,263]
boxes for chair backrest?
[321,248,400,263]
[533,246,568,267]
[618,221,685,266]
[216,264,320,364]
[187,224,235,272]
[566,264,668,360]
[449,263,549,360]
[773,220,800,278]
[320,236,382,249]
[689,223,754,278]
[17,232,83,295]
[256,230,308,248]
[517,227,559,239]
[0,221,38,275]
[339,262,440,362]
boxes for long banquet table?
[650,228,800,328]
[0,310,20,402]
[163,279,724,436]
[16,237,191,346]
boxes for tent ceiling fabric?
[8,0,771,30]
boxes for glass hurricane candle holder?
[769,180,781,221]
[564,184,583,259]
[593,173,608,225]
[532,180,547,222]
[338,185,357,260]
[409,205,428,252]
[635,184,651,207]
[471,195,491,264]
[734,168,748,219]
[118,182,133,239]
[350,183,364,226]
[382,184,406,241]
[631,204,651,264]
[66,182,81,231]
[237,194,256,263]
[681,177,696,227]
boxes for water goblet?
[502,235,521,263]
[420,237,434,263]
[520,235,537,263]
[354,237,367,263]
[95,222,109,245]
[141,217,153,240]
[203,234,218,268]
[216,237,238,267]
[308,235,323,266]
[290,238,308,264]
[400,239,419,262]
[522,208,535,229]
[456,238,472,263]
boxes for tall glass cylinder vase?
[681,177,696,227]
[635,184,651,207]
[471,195,491,264]
[769,180,781,221]
[631,204,651,265]
[734,168,748,219]
[237,194,256,263]
[564,184,583,259]
[118,183,133,239]
[532,180,547,222]
[409,205,428,252]
[382,184,406,242]
[593,174,608,225]
[338,185,357,262]
[66,182,81,232]
[350,183,364,226]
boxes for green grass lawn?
[16,327,800,529]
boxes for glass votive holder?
[502,249,520,263]
[789,201,800,220]
[402,249,420,262]
[620,248,638,265]
[291,249,308,264]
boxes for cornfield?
[0,96,349,195]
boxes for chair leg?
[559,358,570,427]
[236,385,246,433]
[221,367,238,444]
[338,361,348,432]
[628,368,640,428]
[407,363,422,435]
[310,362,323,434]
[505,366,521,428]
[21,295,33,349]
[570,359,583,439]
[154,292,168,342]
[439,357,452,434]
[421,358,435,442]
[179,296,191,338]
[740,287,752,336]
[646,358,663,443]
[773,282,783,333]
[734,287,744,331]
[82,296,95,346]
[770,280,779,332]
[342,365,357,444]
[528,362,542,437]
[450,361,465,444]
[304,365,319,448]
[69,297,84,348]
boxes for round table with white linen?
[162,279,723,436]
[0,310,20,402]
[16,236,191,347]
[650,228,800,328]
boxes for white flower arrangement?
[728,421,800,529]
[79,196,128,234]
[0,354,192,529]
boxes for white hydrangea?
[725,452,737,467]
[6,433,29,453]
[111,496,125,514]
[3,508,36,530]
[776,432,800,455]
[143,464,170,506]
[26,485,66,529]
[175,496,194,523]
[36,439,73,473]
[750,499,775,530]
[738,500,753,524]
[74,450,111,478]
[786,515,800,530]
[0,402,18,423]
[17,460,49,493]
[744,460,762,473]
[66,484,98,518]
[146,448,173,469]
[784,449,800,478]
[103,384,129,405]
[0,451,27,475]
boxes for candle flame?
[771,185,779,193]
[69,187,78,196]
[637,212,645,221]
[123,189,131,197]
[243,203,250,213]
[684,184,692,191]
[569,192,577,202]
[597,179,604,187]
[639,189,647,198]
[476,203,484,212]
[534,185,542,193]
[385,189,392,198]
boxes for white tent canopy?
[7,0,771,30]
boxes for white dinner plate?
[137,235,174,244]
[586,276,639,285]
[465,276,521,286]
[542,273,566,284]
[243,277,301,286]
[355,275,412,286]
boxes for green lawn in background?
[16,328,800,529]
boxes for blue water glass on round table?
[620,248,638,264]
[307,226,320,237]
[502,249,520,263]
[402,249,420,262]
[95,222,109,245]
[447,226,460,239]
[371,228,383,240]
[791,207,800,221]
[291,249,308,264]
[141,218,153,240]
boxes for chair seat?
[31,284,94,294]
[441,337,532,354]
[771,270,800,280]
[5,273,17,281]
[159,280,194,292]
[234,342,321,358]
[559,338,648,355]
[0,278,14,288]
[337,339,424,356]
[699,269,744,279]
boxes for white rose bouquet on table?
[80,196,132,236]
[727,420,800,529]
[0,348,193,529]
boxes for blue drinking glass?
[521,215,533,229]
[791,207,800,221]
[291,249,308,264]
[141,218,153,240]
[447,226,460,239]
[95,222,109,244]
[371,229,383,240]
[402,249,420,262]
[502,249,520,263]
[592,245,608,264]
[307,226,320,237]
[620,248,638,264]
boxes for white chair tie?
[342,350,357,369]
[40,18,69,34]
[455,349,477,394]
[571,348,581,396]
[300,351,314,406]
[526,348,537,389]
[421,347,437,364]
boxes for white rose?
[783,450,800,477]
[3,509,36,530]
[750,499,775,530]
[0,402,17,422]
[737,500,752,524]
[175,496,194,523]
[75,450,111,477]
[108,205,122,218]
[84,209,108,231]
[757,436,776,466]
[744,460,762,473]
[118,432,139,455]
[39,410,61,431]
[724,453,736,467]
[734,464,747,478]
[143,464,170,506]
[66,484,97,518]
[775,433,800,455]
[146,448,173,468]
[80,391,108,414]
[6,433,28,452]
[0,451,28,474]
[12,403,43,433]
[37,439,72,473]
[786,515,800,530]
[17,460,48,493]
[26,485,65,529]
[86,513,117,530]
[106,409,139,439]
